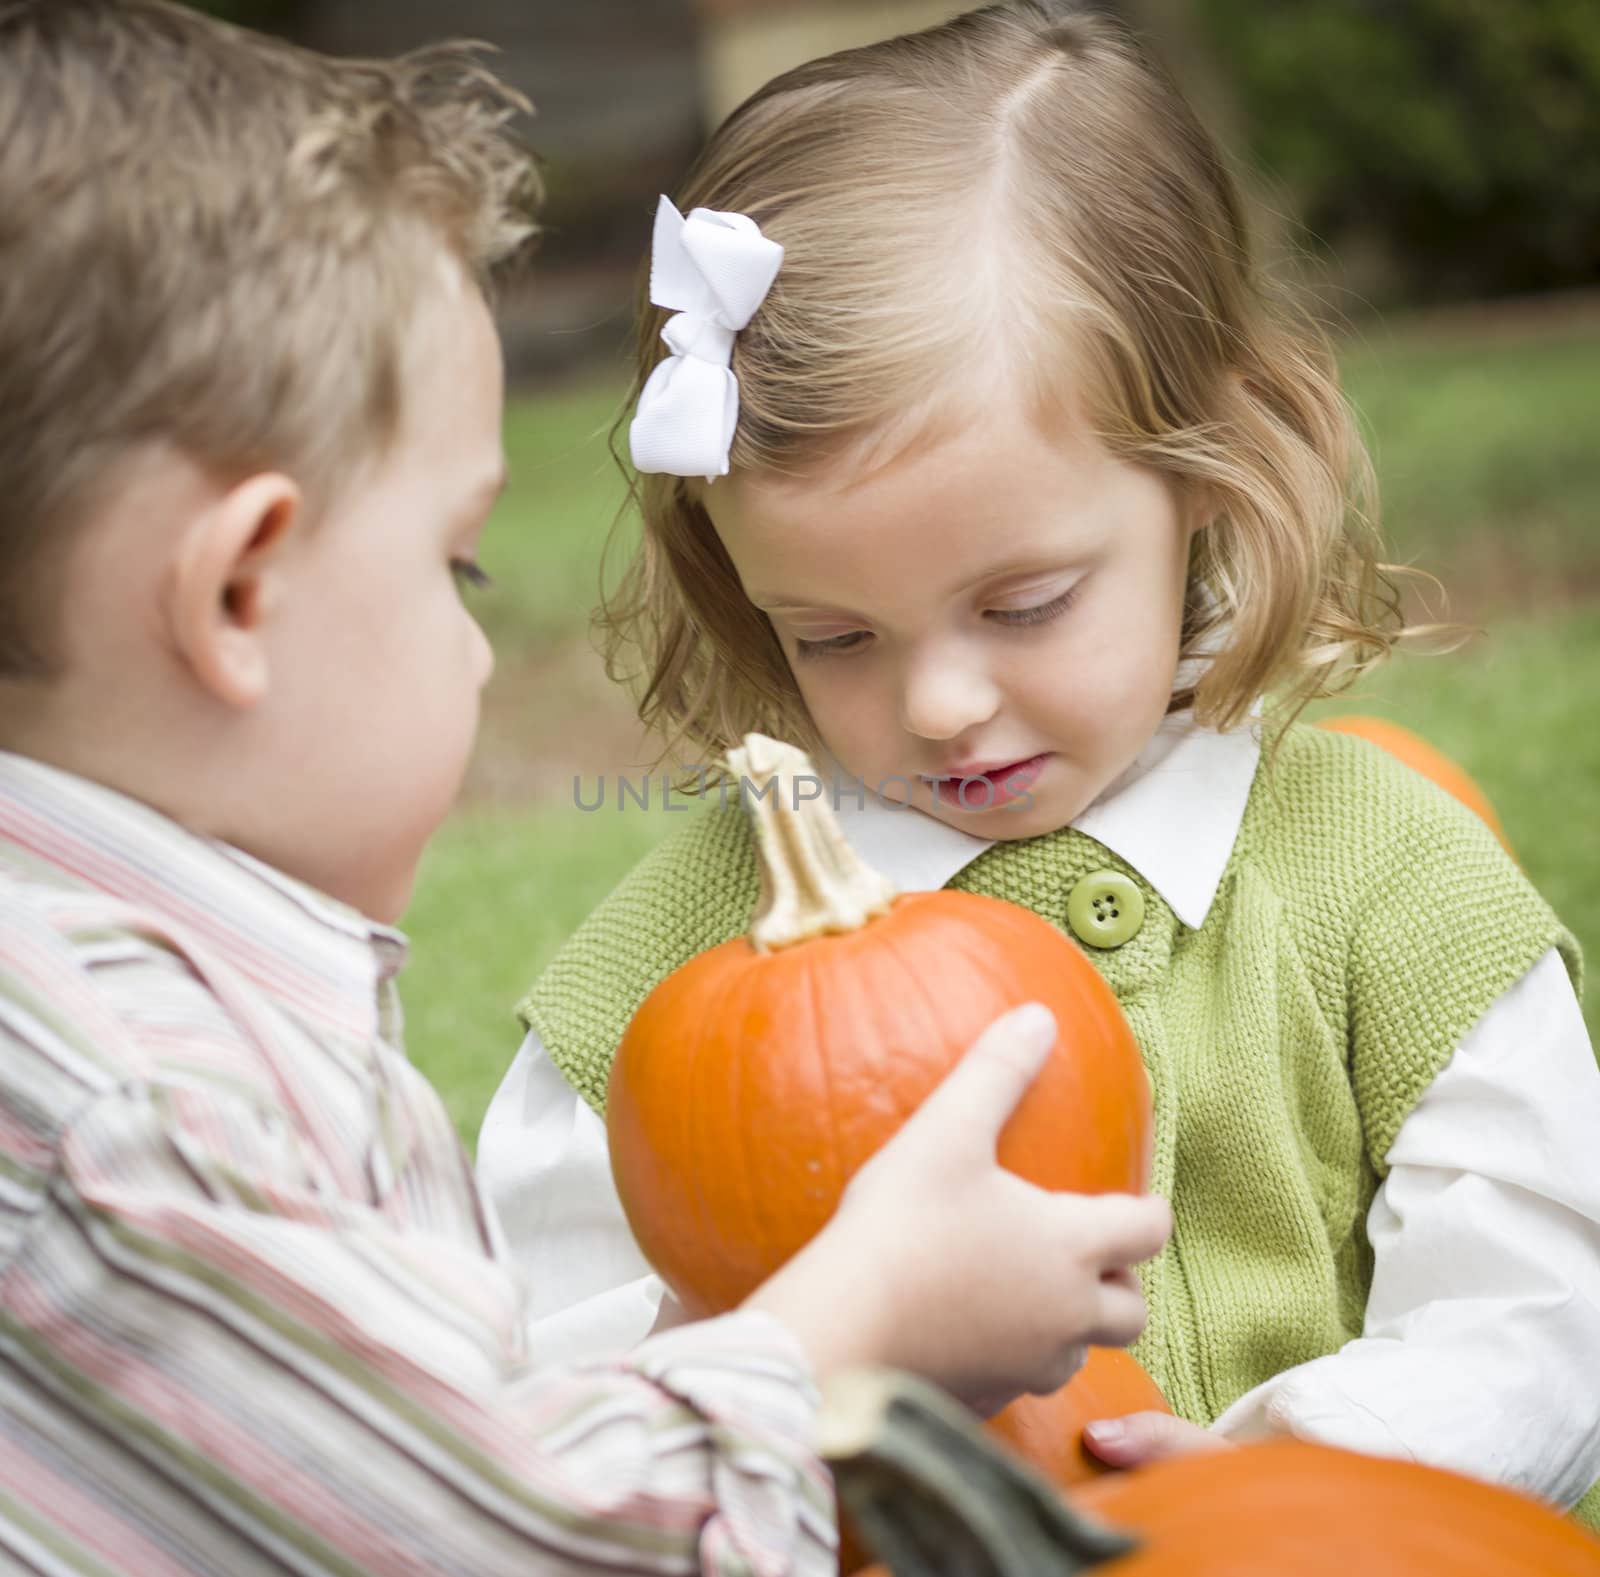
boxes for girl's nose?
[899,644,1001,742]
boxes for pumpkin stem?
[821,1368,1139,1575]
[727,734,898,953]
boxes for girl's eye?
[794,629,872,659]
[451,558,493,591]
[988,584,1080,627]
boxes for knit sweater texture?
[520,723,1596,1523]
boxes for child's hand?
[744,1002,1172,1414]
[1083,1412,1234,1467]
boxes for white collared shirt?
[478,718,1600,1508]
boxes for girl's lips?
[929,753,1051,810]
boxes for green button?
[1066,870,1145,949]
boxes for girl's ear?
[167,472,301,708]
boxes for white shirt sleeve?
[1212,947,1600,1508]
[476,1027,678,1363]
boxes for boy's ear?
[169,472,301,708]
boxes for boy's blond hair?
[607,0,1407,761]
[0,0,539,678]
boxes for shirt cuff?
[1210,1331,1600,1508]
[628,1310,837,1575]
[524,1271,665,1364]
[1211,1347,1421,1461]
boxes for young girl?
[479,0,1600,1523]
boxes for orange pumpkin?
[608,735,1159,1561]
[1069,1438,1600,1574]
[990,1346,1170,1490]
[851,1432,1600,1577]
[1317,715,1511,852]
[843,1348,1172,1575]
[608,734,1154,1318]
[843,1351,1172,1572]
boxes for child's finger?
[1059,1190,1172,1271]
[1082,1411,1231,1468]
[1085,1276,1151,1351]
[905,1001,1058,1143]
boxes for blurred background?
[193,0,1600,1142]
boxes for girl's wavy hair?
[603,0,1412,762]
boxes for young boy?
[0,3,1170,1572]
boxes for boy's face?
[254,264,504,920]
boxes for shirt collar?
[0,752,407,1039]
[827,713,1262,929]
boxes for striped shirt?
[0,753,835,1575]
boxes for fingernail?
[1085,1419,1126,1445]
[1009,1001,1057,1051]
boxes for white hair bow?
[628,196,784,483]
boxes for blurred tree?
[171,0,703,376]
[697,0,967,123]
[173,0,1600,335]
[1193,0,1600,303]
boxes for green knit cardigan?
[520,723,1597,1526]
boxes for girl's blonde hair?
[605,0,1410,761]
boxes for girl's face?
[703,400,1204,840]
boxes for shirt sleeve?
[479,1025,676,1359]
[2,1034,834,1573]
[1211,947,1600,1509]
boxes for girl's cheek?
[811,702,868,763]
[801,679,879,762]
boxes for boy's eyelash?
[793,584,1081,658]
[451,558,493,591]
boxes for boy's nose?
[472,621,495,687]
[899,647,1001,742]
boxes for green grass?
[403,318,1600,1148]
[1306,607,1600,1022]
[401,802,674,1140]
[476,383,635,655]
[1341,323,1600,581]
